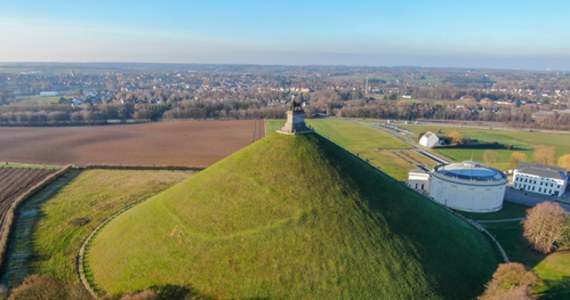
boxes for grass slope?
[89,133,499,299]
[534,250,570,299]
[306,119,436,180]
[17,170,191,285]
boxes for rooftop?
[435,161,506,181]
[516,163,568,180]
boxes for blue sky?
[1,0,570,69]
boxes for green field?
[458,202,528,221]
[88,133,499,299]
[0,162,60,169]
[269,118,438,181]
[401,124,570,169]
[3,169,192,288]
[13,96,62,105]
[266,119,427,180]
[533,250,570,299]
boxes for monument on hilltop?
[277,97,312,135]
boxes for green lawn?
[533,250,570,299]
[307,119,411,150]
[401,124,570,169]
[266,119,424,181]
[265,119,285,134]
[458,202,528,221]
[4,169,192,287]
[483,221,545,268]
[13,96,62,105]
[88,133,499,299]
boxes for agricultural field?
[400,124,570,170]
[0,168,56,251]
[12,96,62,106]
[0,169,193,289]
[0,120,264,167]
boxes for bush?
[479,263,539,300]
[8,274,88,300]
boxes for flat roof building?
[513,163,568,197]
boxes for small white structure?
[428,161,507,212]
[408,168,430,194]
[419,131,439,148]
[39,91,59,97]
[513,163,568,197]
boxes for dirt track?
[0,120,265,167]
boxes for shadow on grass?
[0,169,82,288]
[538,277,570,300]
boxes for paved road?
[505,187,570,211]
[477,218,524,224]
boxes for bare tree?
[523,202,567,253]
[534,146,557,166]
[510,152,528,169]
[447,131,463,145]
[558,154,570,171]
[479,263,539,300]
[483,150,501,167]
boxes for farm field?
[0,169,193,289]
[400,124,570,169]
[0,168,56,251]
[0,120,264,167]
[88,133,499,299]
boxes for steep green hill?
[88,133,499,299]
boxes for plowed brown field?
[0,168,55,243]
[0,120,265,167]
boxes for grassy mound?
[88,133,499,299]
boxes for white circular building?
[428,161,507,212]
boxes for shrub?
[479,263,539,300]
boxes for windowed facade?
[512,171,567,197]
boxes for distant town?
[1,63,569,130]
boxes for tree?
[478,263,539,300]
[483,150,501,167]
[534,146,557,166]
[523,202,567,253]
[510,152,528,169]
[448,131,463,145]
[558,154,570,171]
[8,274,87,300]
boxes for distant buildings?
[513,163,568,197]
[419,131,440,148]
[408,161,508,212]
[39,91,59,97]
